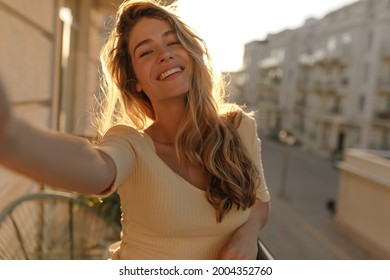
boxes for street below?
[259,135,377,260]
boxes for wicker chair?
[0,190,120,260]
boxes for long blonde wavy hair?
[96,0,260,222]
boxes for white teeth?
[159,67,182,80]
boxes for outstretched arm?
[0,80,116,195]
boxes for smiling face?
[128,17,193,103]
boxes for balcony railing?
[375,111,390,120]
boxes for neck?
[147,97,186,144]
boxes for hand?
[218,200,270,260]
[218,231,258,260]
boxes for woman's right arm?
[0,81,116,195]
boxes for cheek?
[187,61,194,81]
[132,62,149,88]
[183,51,192,65]
[132,61,142,78]
[183,53,193,75]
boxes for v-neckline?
[142,132,207,193]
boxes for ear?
[136,83,142,92]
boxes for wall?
[0,0,61,210]
[335,148,390,259]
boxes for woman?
[0,0,270,260]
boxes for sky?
[176,0,360,72]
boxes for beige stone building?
[336,148,390,259]
[237,0,390,157]
[0,0,174,210]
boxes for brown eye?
[139,49,153,57]
[168,41,181,46]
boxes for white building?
[239,0,390,157]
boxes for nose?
[158,47,173,63]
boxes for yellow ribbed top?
[96,113,270,259]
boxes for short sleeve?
[238,113,270,203]
[94,125,136,198]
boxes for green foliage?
[78,192,121,228]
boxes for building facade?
[237,0,390,157]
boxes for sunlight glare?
[176,0,360,73]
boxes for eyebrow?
[132,30,176,56]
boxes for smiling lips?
[158,67,182,80]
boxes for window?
[58,6,75,132]
[367,31,373,51]
[363,64,369,83]
[327,37,337,52]
[341,32,351,45]
[359,95,366,112]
